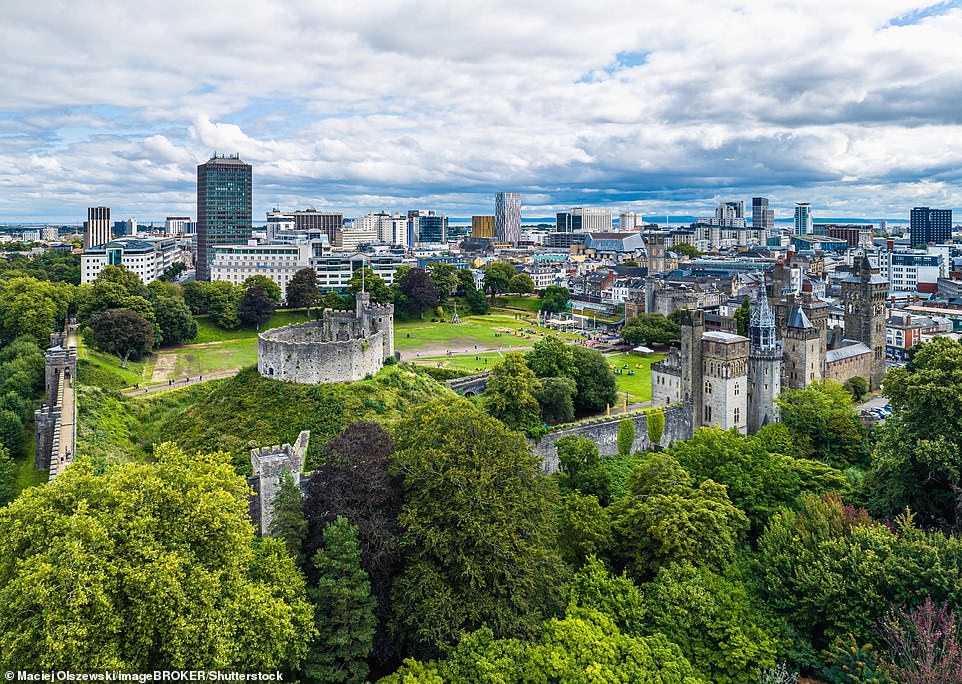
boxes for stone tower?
[841,253,887,389]
[679,308,705,427]
[249,431,309,537]
[747,289,781,433]
[782,305,823,390]
[701,331,749,434]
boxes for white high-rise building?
[495,192,522,244]
[619,211,645,231]
[266,209,295,241]
[572,207,612,231]
[794,203,813,235]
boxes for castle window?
[734,382,740,396]
[734,407,740,423]
[705,380,712,394]
[705,405,712,422]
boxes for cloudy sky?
[2,0,962,224]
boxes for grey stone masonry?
[258,292,394,384]
[249,430,310,536]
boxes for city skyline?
[2,1,962,222]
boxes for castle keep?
[258,292,394,384]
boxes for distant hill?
[78,363,454,475]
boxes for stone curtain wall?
[534,404,693,474]
[258,323,388,384]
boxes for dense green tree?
[526,335,575,379]
[158,262,187,282]
[322,289,352,311]
[647,407,665,448]
[426,263,458,304]
[618,417,635,458]
[146,279,183,302]
[842,375,868,402]
[382,609,705,684]
[734,297,751,337]
[555,435,612,505]
[777,381,866,468]
[287,268,322,314]
[237,285,275,329]
[347,266,393,304]
[508,272,535,296]
[0,445,15,507]
[205,280,244,330]
[93,264,149,298]
[269,469,308,566]
[243,274,282,303]
[621,313,680,346]
[463,284,489,314]
[182,281,209,314]
[866,337,962,527]
[570,346,618,413]
[557,493,613,567]
[0,409,23,457]
[568,555,646,634]
[390,399,566,657]
[673,242,701,259]
[0,276,73,346]
[535,376,577,424]
[611,453,748,578]
[667,427,804,533]
[306,517,377,684]
[483,352,542,435]
[303,422,400,668]
[399,268,438,320]
[455,268,476,297]
[640,561,785,684]
[539,285,571,314]
[481,261,515,301]
[0,444,314,670]
[153,296,197,346]
[88,308,155,364]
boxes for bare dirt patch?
[150,353,177,382]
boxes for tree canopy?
[0,444,314,670]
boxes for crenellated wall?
[533,404,693,474]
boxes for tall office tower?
[714,201,745,227]
[793,202,813,235]
[265,209,295,241]
[752,197,775,232]
[84,206,111,249]
[556,212,574,232]
[495,192,522,244]
[620,211,645,231]
[196,154,252,281]
[293,209,342,243]
[572,206,613,231]
[910,207,953,245]
[408,210,447,244]
[471,215,495,238]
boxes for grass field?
[605,351,665,403]
[192,309,312,343]
[496,295,542,313]
[418,351,513,372]
[395,311,579,353]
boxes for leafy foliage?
[400,268,439,319]
[539,285,571,314]
[556,435,612,505]
[153,296,197,346]
[617,417,635,457]
[88,308,155,361]
[0,444,314,670]
[0,445,14,507]
[570,346,618,413]
[482,352,542,436]
[647,407,665,447]
[306,517,377,684]
[481,261,516,300]
[390,399,566,657]
[881,596,962,684]
[287,267,321,312]
[611,453,749,578]
[777,381,866,468]
[622,313,681,346]
[535,376,577,424]
[237,285,276,329]
[269,469,308,566]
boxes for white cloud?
[1,0,962,221]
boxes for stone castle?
[258,291,394,384]
[653,253,886,434]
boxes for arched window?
[734,407,740,424]
[705,380,712,394]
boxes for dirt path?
[150,353,177,382]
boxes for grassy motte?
[77,363,454,475]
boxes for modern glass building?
[495,192,522,244]
[196,154,252,281]
[793,202,813,235]
[910,207,952,246]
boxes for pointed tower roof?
[787,305,814,329]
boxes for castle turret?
[782,305,822,389]
[249,431,309,536]
[747,287,781,433]
[680,308,705,426]
[841,253,887,389]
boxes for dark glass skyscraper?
[197,154,252,281]
[910,207,952,246]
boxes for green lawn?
[395,312,579,353]
[192,309,313,343]
[495,296,542,313]
[167,340,259,379]
[419,351,512,373]
[77,345,150,387]
[604,352,666,403]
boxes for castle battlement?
[258,292,394,384]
